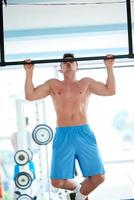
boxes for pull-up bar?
[0,54,134,67]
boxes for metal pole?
[1,54,134,67]
[0,0,5,66]
[15,99,28,150]
[126,0,133,56]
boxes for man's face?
[60,57,78,73]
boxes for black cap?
[61,53,78,67]
[63,53,75,59]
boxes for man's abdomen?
[56,112,88,127]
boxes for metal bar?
[0,0,5,66]
[104,159,134,164]
[5,1,134,6]
[78,65,134,70]
[1,54,134,67]
[126,0,133,56]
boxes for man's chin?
[66,69,74,72]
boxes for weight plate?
[14,150,29,166]
[15,172,32,190]
[17,194,32,200]
[32,124,53,145]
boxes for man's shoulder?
[46,78,59,84]
[45,78,62,87]
[80,77,92,82]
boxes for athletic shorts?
[50,124,105,179]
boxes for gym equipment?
[14,100,53,199]
[32,102,52,199]
[14,161,35,179]
[17,194,32,200]
[0,164,4,198]
[15,191,37,200]
[15,171,33,190]
[28,148,33,161]
[32,124,53,145]
[14,161,35,190]
[14,149,33,166]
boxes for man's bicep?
[90,80,109,96]
[34,82,50,99]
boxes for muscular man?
[24,53,116,200]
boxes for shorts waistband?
[56,124,90,131]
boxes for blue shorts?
[50,124,105,179]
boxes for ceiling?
[4,0,131,29]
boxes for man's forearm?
[106,68,116,95]
[25,71,35,100]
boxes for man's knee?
[97,174,105,184]
[91,174,105,186]
[51,179,64,188]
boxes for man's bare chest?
[51,83,88,97]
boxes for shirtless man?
[24,53,115,200]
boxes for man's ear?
[59,69,63,73]
[76,62,78,71]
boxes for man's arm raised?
[24,60,50,101]
[89,54,116,96]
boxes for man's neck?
[63,72,77,83]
